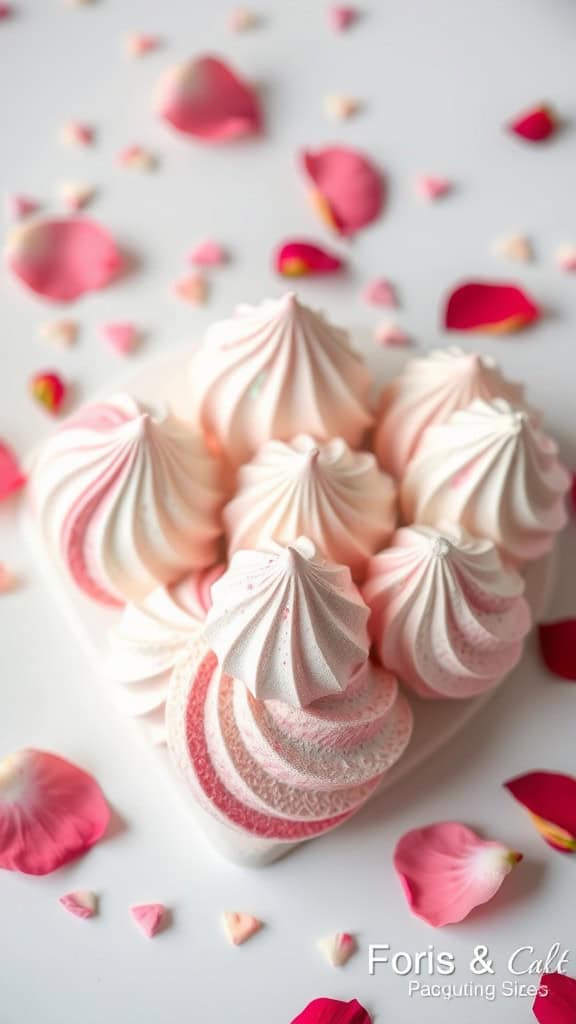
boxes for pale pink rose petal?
[101,321,140,355]
[125,33,161,57]
[174,271,208,304]
[302,145,384,236]
[394,822,522,927]
[556,245,576,272]
[5,217,123,302]
[324,95,361,120]
[189,239,227,267]
[374,321,410,347]
[329,5,358,31]
[38,319,79,347]
[131,903,166,938]
[155,56,262,142]
[228,7,260,31]
[5,195,40,221]
[0,440,26,500]
[318,932,357,967]
[414,174,453,201]
[59,890,98,919]
[363,277,397,307]
[59,121,94,147]
[0,749,110,875]
[57,181,96,212]
[118,144,157,171]
[222,912,263,946]
[0,564,18,592]
[494,233,533,263]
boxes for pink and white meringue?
[224,435,396,580]
[188,293,373,466]
[203,538,370,707]
[108,565,224,743]
[166,638,413,844]
[400,399,570,565]
[374,347,527,478]
[30,394,225,606]
[363,524,531,699]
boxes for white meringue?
[400,399,570,564]
[107,565,224,743]
[188,293,373,466]
[363,525,531,699]
[203,538,370,707]
[224,434,397,580]
[374,347,528,478]
[30,394,225,605]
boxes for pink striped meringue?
[224,435,396,580]
[188,293,373,466]
[374,347,527,478]
[30,394,225,606]
[363,524,531,699]
[107,565,224,743]
[400,399,570,565]
[166,637,413,843]
[203,538,370,707]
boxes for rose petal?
[0,749,110,875]
[324,95,361,120]
[59,890,98,919]
[125,33,160,57]
[318,932,357,967]
[30,371,68,414]
[414,174,452,201]
[509,104,557,142]
[227,7,259,31]
[374,321,410,347]
[174,271,208,304]
[290,997,371,1024]
[539,621,576,681]
[556,245,576,272]
[131,903,166,938]
[101,321,140,356]
[59,121,94,147]
[504,771,576,853]
[222,912,263,946]
[155,56,262,142]
[5,195,39,221]
[0,3,13,19]
[38,319,79,347]
[533,973,576,1024]
[5,217,122,302]
[0,564,18,593]
[443,281,540,333]
[363,278,397,307]
[118,145,157,171]
[394,822,522,927]
[275,240,344,277]
[328,6,359,32]
[189,239,227,267]
[57,181,96,212]
[494,233,533,263]
[302,145,384,236]
[0,441,26,500]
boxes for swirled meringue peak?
[363,524,531,699]
[188,292,373,466]
[107,564,225,744]
[374,347,528,478]
[224,434,397,580]
[400,398,570,565]
[203,537,370,706]
[30,394,225,606]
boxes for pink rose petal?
[328,6,359,32]
[59,890,98,919]
[222,912,263,945]
[394,822,522,927]
[317,932,357,967]
[189,239,227,267]
[0,3,13,19]
[227,7,260,31]
[0,749,110,875]
[118,144,157,171]
[125,33,160,57]
[556,245,576,272]
[414,174,452,201]
[374,321,410,347]
[5,195,40,221]
[131,903,166,938]
[174,271,208,304]
[302,145,384,236]
[291,997,371,1024]
[155,55,262,142]
[0,441,26,500]
[533,972,576,1024]
[363,277,397,307]
[494,233,533,263]
[5,217,122,303]
[324,95,361,120]
[57,181,96,212]
[101,321,140,356]
[59,121,94,147]
[0,564,18,593]
[39,318,79,347]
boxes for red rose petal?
[444,281,540,333]
[275,240,344,277]
[155,55,261,142]
[302,146,384,237]
[290,997,371,1024]
[509,104,557,143]
[30,371,68,414]
[5,217,122,302]
[539,621,576,681]
[504,771,576,853]
[0,749,110,875]
[0,441,26,500]
[533,973,576,1024]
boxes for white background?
[1,1,576,1022]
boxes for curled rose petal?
[57,181,96,212]
[291,997,371,1024]
[0,749,110,875]
[414,174,452,201]
[5,217,122,302]
[533,972,576,1024]
[0,441,26,500]
[504,771,576,853]
[301,145,384,236]
[5,195,39,221]
[363,277,397,307]
[318,932,357,967]
[443,281,540,333]
[539,621,576,681]
[30,371,68,414]
[556,245,576,272]
[155,55,262,142]
[101,321,140,356]
[509,104,557,143]
[328,6,358,31]
[60,890,98,919]
[189,239,227,267]
[222,912,262,946]
[131,903,166,937]
[275,240,344,277]
[394,822,522,927]
[59,121,94,147]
